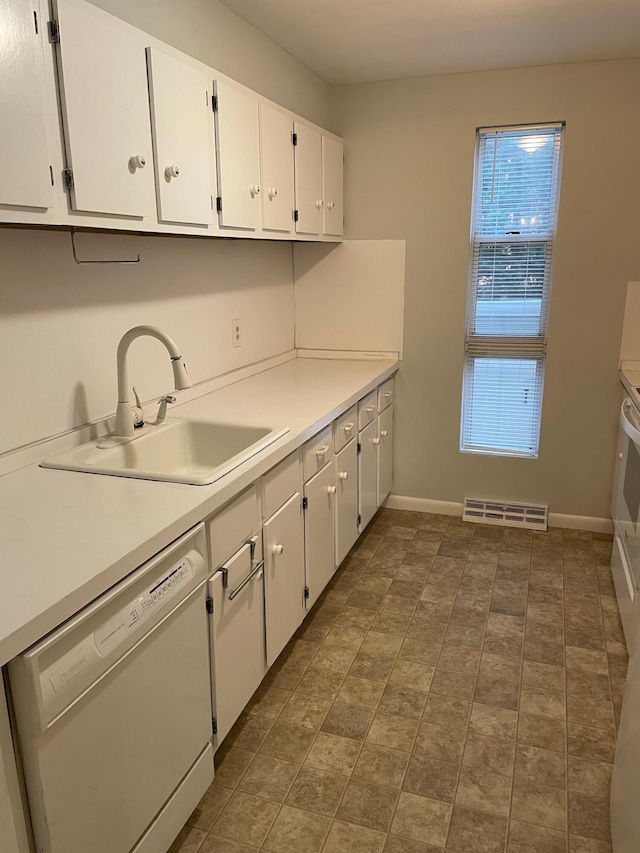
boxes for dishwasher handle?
[621,398,640,447]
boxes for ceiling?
[217,0,640,85]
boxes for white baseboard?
[384,494,614,534]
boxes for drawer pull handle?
[316,445,329,457]
[339,471,349,480]
[380,429,388,437]
[227,559,264,601]
[272,544,284,556]
[343,422,355,432]
[327,485,337,494]
[373,437,381,445]
[366,405,375,413]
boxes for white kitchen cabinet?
[259,103,294,233]
[322,135,344,237]
[378,404,394,505]
[213,79,261,230]
[147,48,212,227]
[0,0,53,211]
[358,418,379,532]
[263,492,305,666]
[304,460,336,608]
[294,122,323,236]
[335,439,358,566]
[52,0,155,218]
[0,684,30,853]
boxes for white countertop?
[0,357,397,667]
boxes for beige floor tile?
[567,723,616,763]
[336,675,386,709]
[186,783,232,831]
[413,722,466,764]
[514,744,567,789]
[431,667,476,701]
[323,625,368,650]
[263,805,331,853]
[463,732,515,777]
[455,766,512,817]
[199,835,259,853]
[258,721,316,764]
[304,731,362,774]
[438,643,481,675]
[263,660,307,691]
[323,819,387,853]
[225,715,274,752]
[403,754,458,802]
[474,674,520,711]
[469,703,518,740]
[422,693,471,730]
[566,694,615,730]
[367,712,419,752]
[399,636,442,665]
[568,792,611,843]
[278,693,332,730]
[517,712,566,753]
[565,647,609,674]
[334,605,377,630]
[519,685,565,719]
[320,702,374,740]
[285,765,348,816]
[388,658,435,692]
[214,747,255,788]
[522,661,565,693]
[353,743,410,788]
[447,805,508,852]
[510,779,567,831]
[391,792,452,846]
[568,834,613,852]
[311,643,358,674]
[213,791,280,847]
[295,666,346,700]
[507,819,566,853]
[566,669,612,701]
[378,684,428,719]
[383,834,439,853]
[336,778,399,832]
[236,754,299,802]
[568,756,613,800]
[246,685,291,720]
[168,825,208,852]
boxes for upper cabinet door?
[322,136,343,237]
[213,80,260,230]
[0,0,53,209]
[259,103,294,233]
[294,122,322,235]
[147,48,212,227]
[53,0,154,217]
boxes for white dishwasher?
[8,524,214,853]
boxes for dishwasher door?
[9,524,214,853]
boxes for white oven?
[611,397,640,647]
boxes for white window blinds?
[461,123,563,457]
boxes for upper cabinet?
[0,0,53,210]
[213,80,261,231]
[294,123,323,236]
[322,135,344,237]
[259,103,295,234]
[147,48,213,227]
[52,0,155,218]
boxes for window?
[461,123,564,457]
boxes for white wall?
[0,229,294,455]
[333,58,640,520]
[89,0,333,128]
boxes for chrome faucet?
[114,326,192,438]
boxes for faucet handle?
[131,386,145,428]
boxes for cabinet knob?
[619,452,624,460]
[339,471,349,480]
[373,437,381,445]
[165,164,180,179]
[344,422,355,433]
[380,430,388,437]
[267,187,278,200]
[129,154,146,170]
[315,199,323,209]
[327,485,337,494]
[255,571,263,581]
[249,184,261,198]
[366,405,375,413]
[327,201,335,210]
[272,544,284,556]
[384,392,392,399]
[316,445,329,457]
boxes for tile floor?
[170,509,626,853]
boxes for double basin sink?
[42,419,290,485]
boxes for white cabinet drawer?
[334,405,357,453]
[358,391,377,431]
[208,485,260,569]
[303,425,332,481]
[262,451,302,520]
[378,378,394,413]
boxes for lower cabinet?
[334,438,358,566]
[378,405,394,506]
[303,460,336,609]
[358,418,378,531]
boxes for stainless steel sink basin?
[41,419,290,485]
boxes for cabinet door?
[359,419,378,532]
[53,0,154,217]
[263,493,305,666]
[294,122,322,235]
[214,79,260,230]
[322,135,343,236]
[259,103,294,233]
[0,0,53,210]
[304,461,336,609]
[378,405,393,505]
[335,440,358,567]
[147,48,212,226]
[209,540,266,746]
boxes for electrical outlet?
[232,318,242,348]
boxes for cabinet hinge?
[292,132,298,146]
[302,496,308,510]
[33,10,38,34]
[206,596,214,614]
[212,717,218,735]
[294,210,299,222]
[357,514,362,526]
[216,196,222,213]
[212,94,218,112]
[48,19,60,43]
[49,165,54,186]
[303,586,309,600]
[63,168,74,190]
[357,442,362,454]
